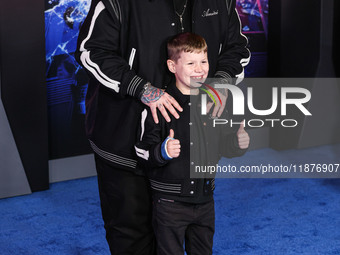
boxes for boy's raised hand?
[167,129,181,158]
[237,121,250,149]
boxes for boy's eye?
[187,63,193,65]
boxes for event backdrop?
[44,0,269,159]
[45,0,91,159]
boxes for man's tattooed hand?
[141,84,165,104]
[140,83,183,124]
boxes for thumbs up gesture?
[237,121,250,149]
[167,129,181,158]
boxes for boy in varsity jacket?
[135,33,250,255]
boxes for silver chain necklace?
[175,0,188,32]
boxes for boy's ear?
[167,59,176,74]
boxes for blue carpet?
[1,144,340,254]
[0,177,108,255]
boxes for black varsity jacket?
[135,84,247,203]
[75,0,250,172]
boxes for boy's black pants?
[152,197,215,255]
[95,155,156,255]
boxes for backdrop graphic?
[237,0,268,77]
[45,0,92,159]
[44,0,269,159]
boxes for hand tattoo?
[141,84,165,104]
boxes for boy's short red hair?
[167,32,208,62]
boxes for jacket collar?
[166,83,190,107]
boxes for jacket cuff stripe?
[127,75,143,97]
[215,71,231,79]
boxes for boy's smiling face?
[167,51,209,95]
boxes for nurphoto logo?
[200,83,312,128]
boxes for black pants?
[95,155,156,255]
[152,197,215,255]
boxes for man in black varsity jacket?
[75,0,250,254]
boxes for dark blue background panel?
[0,0,49,191]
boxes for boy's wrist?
[161,137,173,160]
